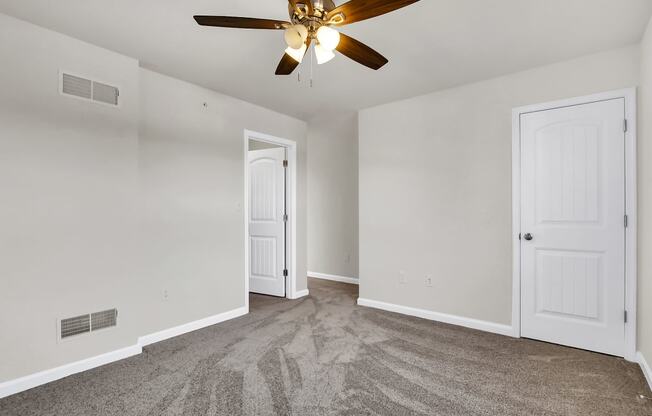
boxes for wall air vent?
[91,309,118,331]
[60,314,91,339]
[61,73,92,100]
[60,309,118,340]
[60,72,120,106]
[92,81,119,106]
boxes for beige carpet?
[1,278,651,415]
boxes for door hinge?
[624,119,628,133]
[624,214,629,228]
[283,160,288,168]
[283,269,288,277]
[283,214,288,222]
[624,310,628,323]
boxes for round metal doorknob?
[523,233,533,241]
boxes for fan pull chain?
[310,43,314,88]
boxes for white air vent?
[92,81,119,105]
[62,74,92,100]
[60,72,120,106]
[60,314,91,339]
[91,309,118,331]
[60,309,118,339]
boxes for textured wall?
[359,45,640,326]
[0,13,307,383]
[137,69,308,336]
[0,13,141,381]
[637,16,652,374]
[307,113,359,279]
[249,140,282,151]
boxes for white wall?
[358,45,640,326]
[307,113,359,279]
[0,13,308,384]
[138,69,308,336]
[638,16,652,376]
[0,13,141,381]
[249,139,282,151]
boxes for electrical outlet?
[425,276,433,287]
[399,271,407,284]
[163,289,169,301]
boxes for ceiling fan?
[194,0,420,75]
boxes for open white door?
[520,98,626,356]
[248,147,287,297]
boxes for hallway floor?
[1,278,651,415]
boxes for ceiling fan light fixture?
[285,43,307,63]
[296,24,308,40]
[194,0,422,75]
[316,26,340,50]
[315,43,335,64]
[284,24,308,49]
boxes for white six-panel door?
[520,99,626,356]
[248,148,286,297]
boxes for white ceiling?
[1,0,651,120]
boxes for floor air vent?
[60,72,120,106]
[60,309,118,339]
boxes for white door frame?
[511,88,637,361]
[244,130,299,306]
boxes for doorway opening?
[244,130,298,307]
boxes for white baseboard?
[638,351,652,391]
[0,344,142,399]
[308,271,359,285]
[357,298,515,338]
[290,289,310,299]
[0,306,248,400]
[139,306,248,347]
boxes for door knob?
[523,233,533,241]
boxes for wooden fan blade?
[275,54,300,75]
[304,1,315,14]
[275,39,312,75]
[336,33,388,70]
[322,0,337,12]
[288,0,313,17]
[327,0,419,25]
[288,0,301,16]
[194,16,288,29]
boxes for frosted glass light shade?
[284,28,303,49]
[315,44,335,64]
[285,44,307,63]
[316,26,340,50]
[296,25,308,41]
[284,25,309,49]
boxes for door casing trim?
[511,88,637,361]
[244,130,299,303]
